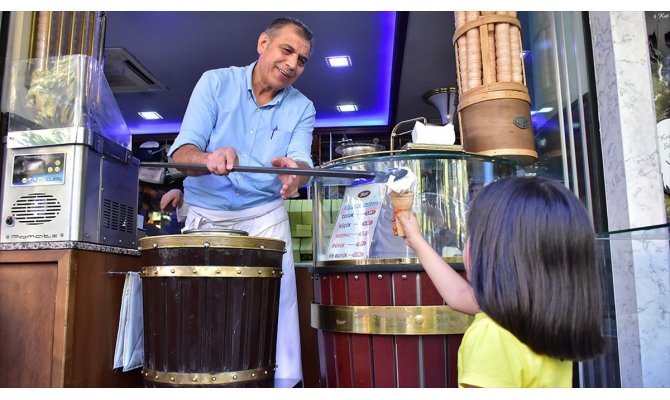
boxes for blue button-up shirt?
[169,62,316,211]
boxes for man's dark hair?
[265,17,314,54]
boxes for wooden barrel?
[139,233,285,387]
[310,266,473,387]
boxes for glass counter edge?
[319,150,524,169]
[595,223,670,240]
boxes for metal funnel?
[422,87,458,125]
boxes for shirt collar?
[245,61,288,107]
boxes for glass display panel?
[312,151,519,266]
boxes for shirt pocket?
[266,129,292,158]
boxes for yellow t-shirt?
[458,313,573,388]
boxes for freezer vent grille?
[102,199,135,233]
[11,193,61,225]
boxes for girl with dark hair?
[395,176,607,387]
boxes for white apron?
[184,199,302,381]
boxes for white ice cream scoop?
[386,167,415,193]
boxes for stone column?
[590,11,670,388]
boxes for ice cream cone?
[389,191,414,237]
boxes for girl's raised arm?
[395,210,480,315]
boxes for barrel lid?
[182,228,249,236]
[139,233,285,252]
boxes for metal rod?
[140,162,377,179]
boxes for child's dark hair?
[466,176,606,360]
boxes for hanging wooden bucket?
[139,232,285,388]
[453,12,538,165]
[457,82,537,165]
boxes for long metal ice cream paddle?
[139,162,378,179]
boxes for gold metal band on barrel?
[142,365,275,385]
[141,265,283,278]
[314,256,463,267]
[311,303,472,335]
[139,235,286,252]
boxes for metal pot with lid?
[138,228,286,253]
[182,228,249,236]
[335,137,385,157]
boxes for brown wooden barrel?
[139,233,285,387]
[310,266,473,388]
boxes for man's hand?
[205,147,238,175]
[160,189,184,211]
[271,156,309,199]
[171,145,238,176]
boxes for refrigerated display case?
[308,148,520,387]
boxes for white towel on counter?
[113,271,144,372]
[411,121,456,145]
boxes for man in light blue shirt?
[168,17,315,383]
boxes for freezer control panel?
[11,153,65,186]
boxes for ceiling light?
[138,111,163,120]
[125,12,397,133]
[326,56,352,68]
[337,104,358,112]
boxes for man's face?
[256,24,311,92]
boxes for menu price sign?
[326,183,384,260]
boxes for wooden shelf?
[0,248,144,387]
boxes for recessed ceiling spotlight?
[337,104,358,112]
[326,56,352,68]
[138,111,163,120]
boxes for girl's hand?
[394,209,422,248]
